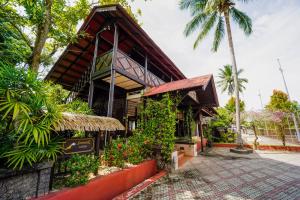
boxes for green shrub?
[64,154,99,187]
[0,66,62,169]
[103,138,127,168]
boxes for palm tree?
[180,0,252,148]
[217,64,248,96]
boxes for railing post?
[88,32,100,108]
[107,23,119,117]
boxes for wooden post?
[199,111,204,152]
[95,132,100,157]
[88,32,100,108]
[107,23,119,117]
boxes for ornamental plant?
[138,94,177,166]
[0,66,62,169]
[64,154,99,187]
[103,138,127,168]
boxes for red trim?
[113,171,167,200]
[197,138,207,152]
[37,160,157,200]
[213,143,300,152]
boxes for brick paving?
[131,148,300,200]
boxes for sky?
[130,0,300,110]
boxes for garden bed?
[38,160,158,200]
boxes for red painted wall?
[213,143,300,152]
[38,160,157,200]
[196,138,207,151]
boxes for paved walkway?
[131,148,300,200]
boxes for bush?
[103,138,127,168]
[0,66,62,169]
[103,133,151,168]
[64,154,99,187]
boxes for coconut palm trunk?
[224,9,243,148]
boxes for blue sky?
[131,0,300,110]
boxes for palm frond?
[230,7,252,35]
[212,16,225,52]
[193,12,217,49]
[184,13,208,36]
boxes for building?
[45,4,219,144]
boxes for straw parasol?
[54,112,125,132]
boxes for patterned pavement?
[131,148,300,200]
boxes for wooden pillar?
[88,32,100,108]
[198,111,204,152]
[107,23,119,117]
[95,132,100,157]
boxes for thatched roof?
[54,112,125,132]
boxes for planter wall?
[0,162,53,200]
[196,138,207,152]
[213,143,300,152]
[39,160,157,200]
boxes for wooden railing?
[118,50,165,86]
[65,50,166,103]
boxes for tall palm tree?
[217,64,248,96]
[180,0,252,148]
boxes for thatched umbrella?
[54,112,125,132]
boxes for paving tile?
[130,148,300,200]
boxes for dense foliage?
[138,94,177,165]
[0,66,62,169]
[63,154,99,187]
[225,96,245,113]
[103,134,151,168]
[266,90,296,112]
[0,0,146,73]
[104,94,177,169]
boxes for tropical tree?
[217,64,248,96]
[266,90,296,113]
[0,0,145,73]
[225,96,245,113]
[179,0,252,148]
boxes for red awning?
[144,74,219,107]
[144,74,212,96]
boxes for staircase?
[65,66,92,103]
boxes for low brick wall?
[175,143,197,156]
[38,160,158,200]
[213,143,300,152]
[0,162,53,200]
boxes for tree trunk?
[252,124,258,150]
[29,0,53,73]
[224,10,243,148]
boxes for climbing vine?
[137,94,177,165]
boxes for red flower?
[110,155,114,161]
[123,151,127,157]
[117,143,122,149]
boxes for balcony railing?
[95,50,165,87]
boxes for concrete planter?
[0,161,54,200]
[38,160,158,200]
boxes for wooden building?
[45,4,219,142]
